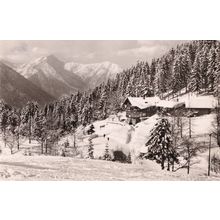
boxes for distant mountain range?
[65,61,122,89]
[0,61,55,108]
[0,55,122,107]
[16,55,122,98]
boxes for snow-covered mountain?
[16,55,87,98]
[17,56,122,97]
[0,61,55,108]
[65,61,122,88]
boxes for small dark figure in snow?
[87,124,95,135]
[103,134,106,138]
[107,137,109,141]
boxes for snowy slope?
[0,153,219,180]
[0,106,219,180]
[65,61,122,88]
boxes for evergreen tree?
[189,54,202,92]
[88,137,94,159]
[200,44,209,90]
[32,111,47,154]
[172,52,190,93]
[207,45,217,91]
[103,141,111,161]
[22,101,39,143]
[145,118,179,170]
[99,86,108,109]
[214,45,220,95]
[0,101,11,147]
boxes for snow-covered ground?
[0,155,220,180]
[0,111,220,180]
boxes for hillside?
[0,111,219,180]
[0,62,55,107]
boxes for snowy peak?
[16,55,64,79]
[16,55,86,98]
[16,55,122,97]
[65,61,122,88]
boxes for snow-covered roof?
[124,97,153,109]
[185,96,217,109]
[123,96,183,109]
[123,95,217,110]
[156,100,185,108]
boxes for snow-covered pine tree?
[126,75,135,97]
[199,44,209,90]
[103,141,111,161]
[81,101,93,126]
[172,55,182,93]
[0,100,9,147]
[145,118,179,170]
[215,45,220,147]
[214,44,220,95]
[153,58,171,98]
[207,44,217,92]
[88,137,94,159]
[189,53,202,92]
[22,101,39,143]
[172,52,190,94]
[150,59,157,88]
[153,62,162,97]
[99,86,108,109]
[32,111,47,154]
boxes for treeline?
[0,40,219,154]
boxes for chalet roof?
[123,94,218,110]
[184,96,217,109]
[156,100,185,108]
[123,96,183,109]
[124,97,153,109]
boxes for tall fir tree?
[207,44,217,91]
[145,118,179,170]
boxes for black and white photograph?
[1,1,220,220]
[0,40,219,180]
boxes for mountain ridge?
[65,60,122,88]
[16,55,123,96]
[0,61,55,108]
[16,55,87,98]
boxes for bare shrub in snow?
[178,137,201,174]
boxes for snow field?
[0,108,220,180]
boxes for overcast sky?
[0,40,186,68]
